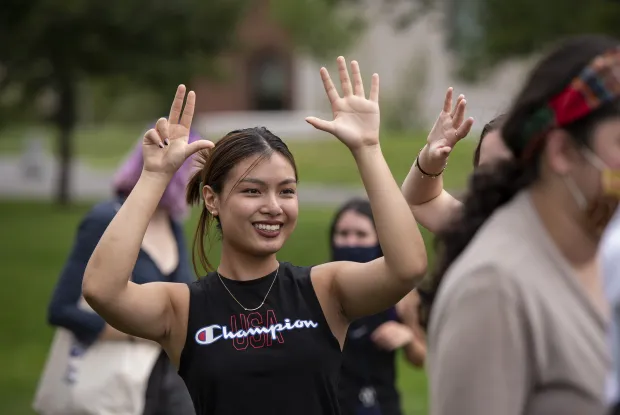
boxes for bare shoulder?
[167,281,191,315]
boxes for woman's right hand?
[142,84,214,177]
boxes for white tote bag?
[32,299,161,415]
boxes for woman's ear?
[202,185,219,217]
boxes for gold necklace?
[216,266,279,311]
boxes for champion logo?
[195,310,319,350]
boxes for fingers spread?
[320,67,340,104]
[453,98,466,126]
[305,117,334,134]
[456,117,475,139]
[443,87,453,113]
[451,94,465,118]
[369,73,380,102]
[351,60,365,97]
[180,90,196,130]
[337,56,353,96]
[169,84,187,124]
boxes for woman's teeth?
[254,224,281,231]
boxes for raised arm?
[401,87,473,233]
[306,57,427,322]
[82,85,214,351]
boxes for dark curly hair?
[418,34,620,330]
[472,114,507,167]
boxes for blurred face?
[478,129,513,167]
[549,117,620,198]
[203,152,299,256]
[332,210,378,248]
[544,116,620,236]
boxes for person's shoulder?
[279,261,313,280]
[82,199,122,226]
[440,263,512,299]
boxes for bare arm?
[409,191,463,234]
[401,88,472,233]
[401,144,447,206]
[307,58,426,322]
[397,290,426,367]
[317,145,427,320]
[82,85,213,346]
[83,173,183,342]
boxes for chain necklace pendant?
[217,266,279,311]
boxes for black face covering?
[332,245,382,263]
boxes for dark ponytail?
[186,149,219,275]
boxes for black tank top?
[178,262,342,415]
[338,308,402,415]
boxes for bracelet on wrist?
[414,148,447,178]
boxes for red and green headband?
[518,47,620,160]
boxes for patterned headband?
[518,47,620,160]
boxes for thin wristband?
[414,149,447,178]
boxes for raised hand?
[425,87,474,161]
[306,57,380,151]
[142,85,214,177]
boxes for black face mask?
[332,245,382,263]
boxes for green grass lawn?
[0,123,477,190]
[0,201,434,415]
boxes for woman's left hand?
[306,56,380,151]
[371,321,414,351]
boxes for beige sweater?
[428,191,609,415]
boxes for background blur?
[2,0,620,413]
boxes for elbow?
[389,255,427,285]
[82,267,104,308]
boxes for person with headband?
[423,34,620,415]
[81,56,428,415]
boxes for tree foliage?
[0,0,366,204]
[445,0,620,79]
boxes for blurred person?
[46,129,199,415]
[81,57,428,415]
[423,34,620,415]
[602,207,620,415]
[331,198,426,415]
[401,87,510,235]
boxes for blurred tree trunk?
[54,68,76,206]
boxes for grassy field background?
[0,123,477,189]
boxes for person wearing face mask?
[424,35,620,415]
[330,198,426,415]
